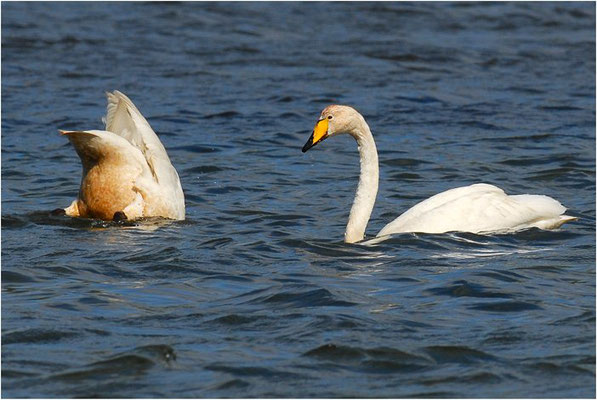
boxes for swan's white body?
[302,105,575,243]
[377,183,572,236]
[60,91,185,221]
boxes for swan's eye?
[327,115,333,120]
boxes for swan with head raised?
[302,105,576,243]
[55,91,185,221]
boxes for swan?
[54,90,185,221]
[301,105,576,243]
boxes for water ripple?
[2,1,594,398]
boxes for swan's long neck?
[345,117,379,243]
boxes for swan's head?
[302,105,363,152]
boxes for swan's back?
[104,90,185,219]
[377,183,575,236]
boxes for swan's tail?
[534,214,578,230]
[510,194,577,230]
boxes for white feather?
[303,105,576,243]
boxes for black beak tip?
[302,133,315,153]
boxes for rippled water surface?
[2,2,595,398]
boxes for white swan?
[301,105,576,243]
[55,91,185,221]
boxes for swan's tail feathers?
[561,215,579,224]
[532,214,578,230]
[511,194,577,230]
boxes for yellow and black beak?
[302,118,329,153]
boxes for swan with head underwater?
[301,105,576,243]
[54,90,185,221]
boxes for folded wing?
[377,183,573,236]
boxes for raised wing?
[60,129,147,172]
[103,91,185,219]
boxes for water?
[2,2,595,397]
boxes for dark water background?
[2,2,595,398]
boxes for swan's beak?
[302,118,329,153]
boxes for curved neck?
[344,116,379,243]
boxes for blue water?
[2,2,595,398]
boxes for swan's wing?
[61,129,184,220]
[104,90,169,173]
[61,129,149,217]
[103,91,185,218]
[61,129,148,170]
[377,183,571,236]
[379,183,502,234]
